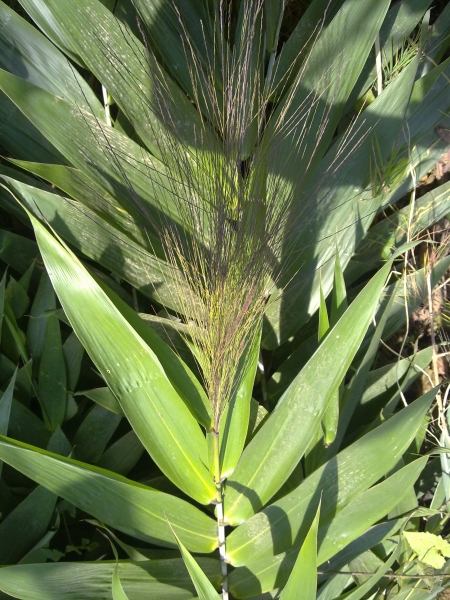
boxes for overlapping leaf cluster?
[0,0,450,599]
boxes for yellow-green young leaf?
[0,435,217,553]
[280,503,320,600]
[112,566,130,600]
[26,213,215,505]
[224,260,393,526]
[169,526,222,600]
[219,326,261,478]
[403,532,450,569]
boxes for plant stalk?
[213,430,229,600]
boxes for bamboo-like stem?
[427,267,450,501]
[213,430,228,600]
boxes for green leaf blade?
[224,261,392,525]
[226,388,434,565]
[169,525,222,600]
[0,435,217,553]
[38,314,66,431]
[28,213,215,505]
[280,503,320,600]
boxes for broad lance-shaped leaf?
[0,68,191,237]
[0,0,103,119]
[280,503,320,600]
[112,566,130,600]
[72,404,121,464]
[345,0,433,110]
[271,0,346,100]
[226,387,435,565]
[0,175,189,313]
[0,89,66,164]
[92,273,212,429]
[321,289,396,462]
[109,542,132,600]
[26,269,56,377]
[25,212,216,504]
[0,228,35,275]
[0,483,57,565]
[269,255,449,405]
[38,314,66,431]
[228,457,427,597]
[0,557,222,599]
[80,387,123,416]
[267,0,391,188]
[169,525,222,600]
[17,0,213,160]
[133,0,218,107]
[263,47,421,348]
[0,435,217,553]
[350,347,432,426]
[218,326,261,478]
[320,249,348,448]
[224,259,393,526]
[0,270,5,345]
[8,160,154,250]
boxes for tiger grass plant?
[0,0,450,598]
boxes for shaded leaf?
[169,524,222,600]
[0,558,221,599]
[279,503,320,600]
[0,435,217,553]
[38,314,66,430]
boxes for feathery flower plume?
[128,0,338,440]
